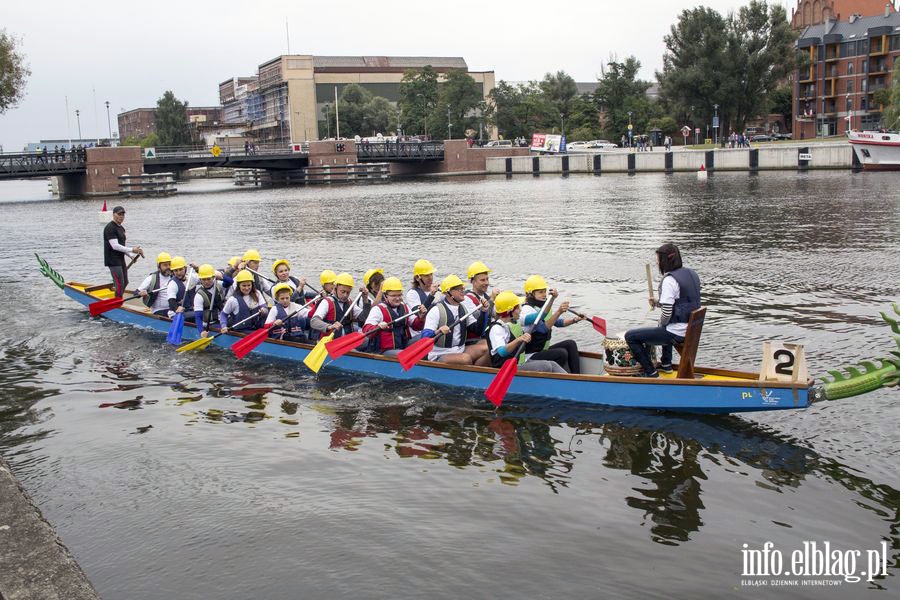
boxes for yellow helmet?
[198,264,216,279]
[494,291,522,314]
[440,274,465,294]
[363,268,384,286]
[524,274,549,294]
[243,249,261,263]
[234,270,255,284]
[334,272,355,288]
[467,260,491,280]
[381,276,403,293]
[272,259,290,274]
[169,256,187,271]
[413,259,435,277]
[320,269,337,286]
[272,283,293,297]
[156,251,172,265]
[228,256,241,269]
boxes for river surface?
[0,172,898,599]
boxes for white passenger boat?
[848,130,900,170]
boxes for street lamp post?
[75,109,82,140]
[447,105,452,140]
[691,105,698,145]
[104,101,112,141]
[627,111,633,147]
[713,104,719,145]
[846,94,852,131]
[417,93,428,139]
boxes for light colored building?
[219,55,497,143]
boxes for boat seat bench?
[673,307,706,379]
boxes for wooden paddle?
[88,286,165,317]
[646,263,655,307]
[126,254,141,270]
[303,292,363,373]
[232,295,320,359]
[175,308,262,353]
[485,297,553,407]
[325,308,422,360]
[398,305,482,371]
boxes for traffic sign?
[144,147,156,159]
[627,124,633,130]
[210,145,222,157]
[681,125,691,137]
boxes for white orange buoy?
[697,163,708,180]
[98,199,112,223]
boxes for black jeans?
[108,265,128,297]
[624,327,684,375]
[530,340,580,374]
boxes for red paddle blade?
[232,325,273,359]
[591,316,607,336]
[325,332,365,360]
[485,358,518,407]
[88,296,124,317]
[398,337,435,371]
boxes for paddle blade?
[325,332,365,360]
[176,335,214,353]
[398,337,435,371]
[485,358,518,407]
[304,334,333,373]
[232,325,273,360]
[166,313,185,345]
[88,296,124,317]
[591,316,607,336]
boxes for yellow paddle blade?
[303,334,333,373]
[176,336,214,353]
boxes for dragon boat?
[38,257,899,415]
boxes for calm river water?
[0,172,898,599]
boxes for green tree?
[336,84,372,136]
[428,70,484,139]
[398,66,439,137]
[122,132,159,148]
[883,59,900,130]
[0,29,31,114]
[594,56,654,140]
[566,94,602,141]
[540,71,579,134]
[648,116,679,137]
[155,91,190,146]
[658,1,796,135]
[488,81,555,139]
[768,85,793,125]
[363,96,398,135]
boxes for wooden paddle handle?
[645,264,655,303]
[126,254,141,271]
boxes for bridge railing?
[0,151,86,176]
[356,141,445,160]
[148,143,298,159]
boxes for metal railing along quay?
[148,143,302,160]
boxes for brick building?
[792,0,896,29]
[117,106,224,142]
[794,7,900,138]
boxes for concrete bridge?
[1,139,526,196]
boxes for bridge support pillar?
[56,174,86,198]
[83,147,143,196]
[307,140,357,167]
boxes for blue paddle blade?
[167,313,185,345]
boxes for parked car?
[750,134,774,142]
[566,141,589,151]
[485,140,513,147]
[586,139,618,149]
[774,132,793,140]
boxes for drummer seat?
[674,307,706,379]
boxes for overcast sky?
[1,0,789,149]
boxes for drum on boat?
[603,337,656,376]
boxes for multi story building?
[218,55,496,143]
[791,0,896,29]
[794,7,900,138]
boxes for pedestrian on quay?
[103,206,144,297]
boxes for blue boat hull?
[64,285,812,414]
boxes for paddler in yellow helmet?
[219,269,268,332]
[358,268,385,330]
[237,249,265,291]
[305,270,337,342]
[265,283,310,343]
[138,251,174,316]
[271,258,308,302]
[310,272,362,339]
[518,274,583,373]
[406,259,442,312]
[462,260,499,347]
[193,264,227,337]
[421,274,491,366]
[485,291,565,373]
[165,256,200,320]
[362,276,426,356]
